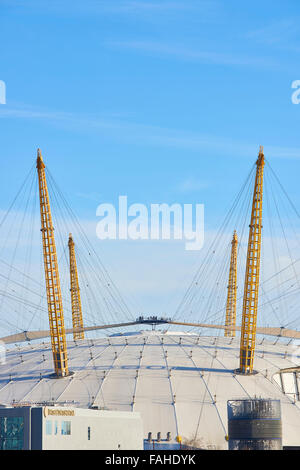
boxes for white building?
[0,406,143,450]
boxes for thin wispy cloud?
[107,1,191,12]
[178,178,209,193]
[1,104,300,161]
[0,0,203,15]
[246,19,300,46]
[76,191,103,202]
[107,40,277,68]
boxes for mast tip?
[36,148,45,169]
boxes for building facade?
[0,406,143,450]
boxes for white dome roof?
[1,331,300,449]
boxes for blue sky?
[0,1,300,325]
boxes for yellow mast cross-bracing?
[37,149,69,377]
[68,233,84,340]
[239,146,265,374]
[225,230,238,338]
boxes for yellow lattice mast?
[239,146,265,374]
[225,230,238,337]
[37,149,69,377]
[68,233,84,340]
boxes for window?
[46,420,52,435]
[61,421,71,436]
[54,421,58,436]
[0,417,24,450]
[88,426,91,441]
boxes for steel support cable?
[89,342,128,410]
[24,254,116,335]
[238,181,284,331]
[186,319,225,420]
[45,175,126,334]
[238,240,282,328]
[205,236,238,324]
[182,333,252,397]
[82,341,113,409]
[46,177,79,321]
[190,272,300,330]
[75,250,107,327]
[266,161,300,220]
[173,333,226,443]
[163,335,211,441]
[0,163,35,231]
[175,168,255,328]
[45,179,99,326]
[205,271,300,328]
[274,186,300,251]
[73,245,127,336]
[264,174,289,326]
[46,171,133,329]
[159,339,179,438]
[24,245,74,333]
[207,247,234,329]
[131,338,146,413]
[172,164,256,323]
[184,248,231,338]
[0,304,25,332]
[0,168,36,265]
[0,256,82,292]
[69,244,127,333]
[78,259,120,330]
[188,271,300,329]
[75,246,125,328]
[181,236,241,329]
[47,175,71,265]
[284,315,300,328]
[266,161,300,326]
[194,241,230,314]
[263,171,284,326]
[197,168,254,333]
[195,241,232,333]
[256,286,300,313]
[175,243,232,325]
[185,242,300,330]
[5,179,77,333]
[81,339,103,406]
[21,172,38,330]
[103,296,124,332]
[0,272,48,305]
[163,199,248,327]
[268,166,300,290]
[0,169,37,329]
[0,293,44,335]
[14,170,37,331]
[0,290,48,314]
[45,169,133,322]
[264,168,300,328]
[8,185,77,333]
[46,170,118,293]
